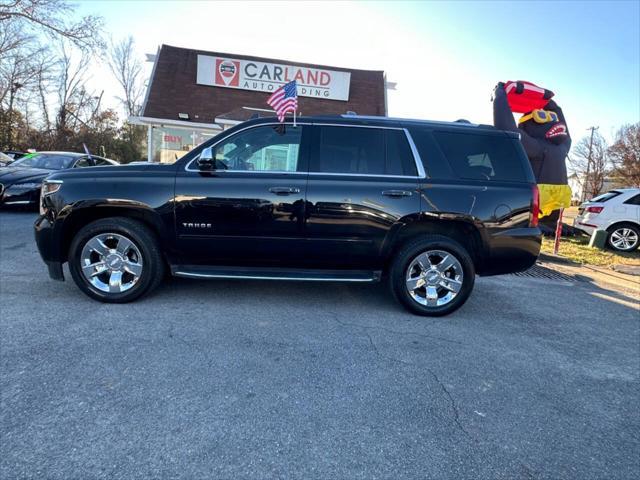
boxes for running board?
[171,265,381,283]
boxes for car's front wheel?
[68,217,165,302]
[389,235,475,316]
[607,223,640,252]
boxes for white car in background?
[574,188,640,252]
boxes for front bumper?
[34,214,65,281]
[0,186,39,207]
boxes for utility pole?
[582,126,599,202]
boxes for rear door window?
[432,131,528,182]
[386,129,418,176]
[310,126,417,176]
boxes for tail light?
[586,206,604,214]
[530,184,540,227]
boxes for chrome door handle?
[269,187,300,195]
[382,190,413,197]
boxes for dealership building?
[130,44,388,163]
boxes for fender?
[52,199,177,264]
[380,212,486,266]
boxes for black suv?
[34,115,541,316]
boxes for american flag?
[267,80,298,122]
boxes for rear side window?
[590,191,621,203]
[311,126,417,176]
[433,131,527,182]
[624,194,640,205]
[74,158,92,168]
[407,128,454,178]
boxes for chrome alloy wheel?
[80,233,144,293]
[610,228,639,251]
[405,250,464,307]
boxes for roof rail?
[339,114,480,127]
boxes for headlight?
[41,180,63,196]
[39,180,63,215]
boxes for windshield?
[0,152,13,164]
[10,153,75,170]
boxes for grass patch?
[541,234,640,267]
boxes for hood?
[0,167,52,185]
[46,162,175,182]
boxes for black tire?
[607,223,640,252]
[68,217,165,303]
[389,235,475,316]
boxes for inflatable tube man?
[493,81,572,226]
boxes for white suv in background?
[574,188,640,252]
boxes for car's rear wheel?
[389,235,475,316]
[607,223,640,252]
[68,217,165,302]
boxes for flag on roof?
[267,80,298,122]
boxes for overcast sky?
[77,0,640,144]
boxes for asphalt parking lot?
[1,210,639,480]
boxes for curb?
[538,253,579,266]
[539,253,640,286]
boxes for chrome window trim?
[187,169,307,175]
[340,114,480,128]
[184,121,425,179]
[403,129,427,178]
[312,122,403,130]
[308,172,419,179]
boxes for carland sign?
[196,55,351,101]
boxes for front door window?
[212,125,302,172]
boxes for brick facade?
[143,45,386,123]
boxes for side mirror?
[197,146,215,170]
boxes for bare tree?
[0,15,33,59]
[108,36,144,117]
[569,130,610,200]
[0,34,50,147]
[0,0,103,51]
[609,123,640,187]
[0,24,35,105]
[106,35,146,161]
[55,41,92,139]
[0,0,102,147]
[33,48,56,131]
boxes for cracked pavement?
[1,211,639,479]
